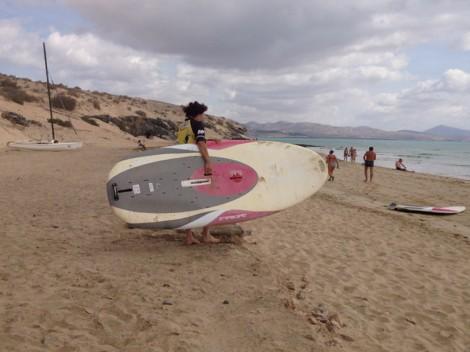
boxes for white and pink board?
[388,203,465,215]
[107,140,327,229]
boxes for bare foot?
[202,234,221,244]
[185,237,200,245]
[185,232,200,245]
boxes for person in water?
[395,158,407,171]
[181,101,220,245]
[343,147,349,161]
[326,150,340,181]
[363,146,376,182]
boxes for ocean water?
[263,137,470,180]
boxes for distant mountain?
[245,121,460,141]
[424,125,470,140]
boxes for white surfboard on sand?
[388,203,466,215]
[107,140,328,229]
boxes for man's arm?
[197,141,212,175]
[196,141,210,163]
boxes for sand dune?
[0,145,469,351]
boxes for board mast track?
[111,183,133,201]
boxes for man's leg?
[202,227,220,243]
[185,229,200,245]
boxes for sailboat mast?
[43,42,55,141]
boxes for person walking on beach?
[326,150,340,181]
[363,146,376,182]
[343,147,349,161]
[181,101,220,245]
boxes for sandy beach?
[1,144,469,352]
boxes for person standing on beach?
[363,146,376,182]
[326,150,340,181]
[343,147,349,161]
[351,147,357,162]
[181,101,220,245]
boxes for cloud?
[463,32,470,50]
[3,1,470,131]
[0,19,43,67]
[356,69,470,130]
[63,0,405,70]
[46,32,161,92]
[442,69,470,91]
[63,0,470,71]
[0,20,164,97]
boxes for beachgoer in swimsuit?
[326,150,340,181]
[363,146,376,182]
[343,147,349,161]
[395,158,407,171]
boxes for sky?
[1,0,470,131]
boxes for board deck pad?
[107,140,328,229]
[108,156,258,213]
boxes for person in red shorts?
[326,150,340,181]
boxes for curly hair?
[182,101,207,120]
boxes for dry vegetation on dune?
[1,111,42,127]
[51,93,77,111]
[0,73,248,144]
[80,114,177,139]
[0,76,39,105]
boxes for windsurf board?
[106,140,328,229]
